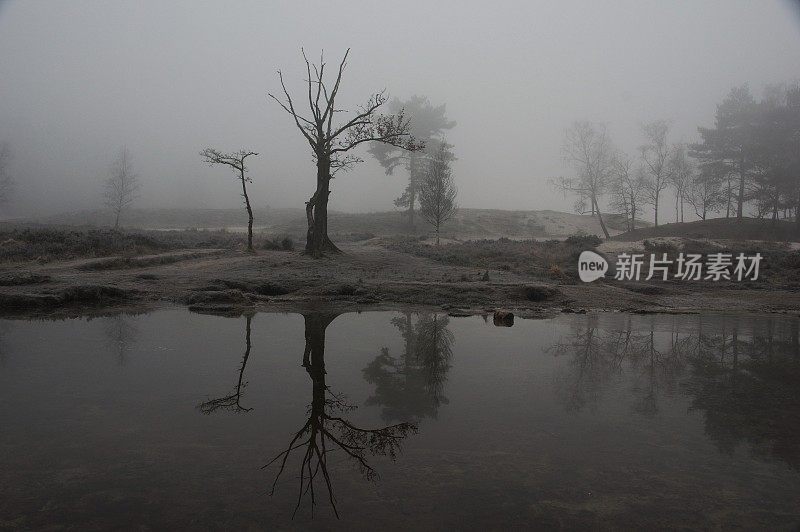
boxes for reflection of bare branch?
[552,313,800,470]
[549,315,632,411]
[550,315,688,415]
[199,314,254,414]
[102,314,139,365]
[265,313,417,519]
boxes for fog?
[0,0,798,219]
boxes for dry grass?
[384,234,601,280]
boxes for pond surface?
[0,309,799,530]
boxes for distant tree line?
[554,82,800,235]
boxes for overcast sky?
[0,0,798,218]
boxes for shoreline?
[2,242,799,320]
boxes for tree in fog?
[691,85,758,221]
[269,49,421,257]
[609,152,647,231]
[685,162,724,220]
[640,120,672,226]
[749,84,800,223]
[104,147,140,230]
[667,144,693,223]
[0,143,14,208]
[368,96,456,227]
[200,148,258,252]
[418,143,457,245]
[554,121,613,238]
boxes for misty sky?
[1,0,799,219]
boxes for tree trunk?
[592,196,610,239]
[407,154,417,228]
[305,157,341,257]
[737,157,745,220]
[302,313,339,415]
[675,192,679,223]
[630,203,636,231]
[113,208,121,230]
[772,189,779,224]
[240,172,254,252]
[726,175,732,218]
[654,190,660,227]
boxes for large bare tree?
[0,143,14,208]
[419,143,457,245]
[640,120,672,226]
[104,146,140,230]
[200,148,258,252]
[269,49,421,257]
[554,121,613,238]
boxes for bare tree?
[554,121,613,238]
[685,162,725,220]
[269,49,421,257]
[200,148,258,252]
[418,143,457,245]
[609,151,647,232]
[104,147,140,230]
[668,143,693,223]
[640,120,672,226]
[0,143,14,208]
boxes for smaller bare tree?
[419,143,457,245]
[609,152,647,232]
[686,163,725,220]
[104,147,140,230]
[668,143,693,223]
[0,143,14,209]
[553,121,614,238]
[200,148,259,252]
[640,120,672,226]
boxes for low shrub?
[565,233,602,248]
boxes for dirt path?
[1,242,799,318]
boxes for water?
[0,309,798,530]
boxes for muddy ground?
[1,241,798,320]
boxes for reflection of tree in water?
[102,314,139,365]
[551,313,800,469]
[685,316,800,469]
[0,322,10,367]
[362,312,454,423]
[628,322,692,417]
[265,313,417,518]
[551,315,691,415]
[198,313,254,414]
